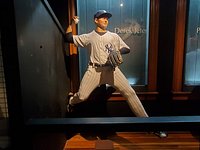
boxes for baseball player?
[65,10,167,138]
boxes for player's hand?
[71,16,79,25]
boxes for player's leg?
[111,68,148,117]
[110,68,167,137]
[69,66,100,106]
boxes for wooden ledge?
[26,116,200,132]
[108,92,159,101]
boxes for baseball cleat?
[154,131,168,138]
[67,93,74,113]
[67,103,74,113]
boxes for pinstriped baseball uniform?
[70,30,148,117]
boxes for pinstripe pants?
[70,65,148,117]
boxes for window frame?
[68,0,160,100]
[172,0,198,100]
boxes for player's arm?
[65,16,79,43]
[65,30,73,43]
[120,47,130,54]
[117,35,130,54]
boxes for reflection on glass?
[77,0,150,86]
[185,0,200,85]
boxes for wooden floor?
[64,131,200,150]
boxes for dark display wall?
[13,0,70,119]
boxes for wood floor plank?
[64,131,200,150]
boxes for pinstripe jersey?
[73,30,130,65]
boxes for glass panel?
[77,0,150,86]
[184,0,200,85]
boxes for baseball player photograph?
[65,10,167,138]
